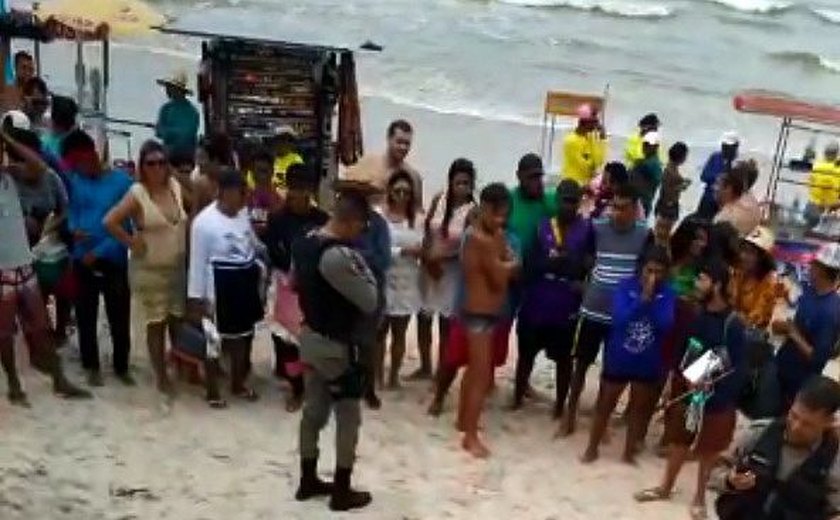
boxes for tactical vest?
[292,234,361,344]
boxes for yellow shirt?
[808,160,840,207]
[624,133,644,165]
[246,152,304,190]
[561,131,606,186]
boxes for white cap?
[2,110,30,131]
[721,131,740,146]
[815,243,840,270]
[643,131,661,146]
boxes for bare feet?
[8,389,31,408]
[462,434,491,459]
[580,448,599,464]
[285,395,303,413]
[621,453,638,466]
[406,368,432,381]
[556,414,576,438]
[427,399,443,417]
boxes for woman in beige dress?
[105,140,188,398]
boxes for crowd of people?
[2,52,840,518]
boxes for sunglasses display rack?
[202,38,340,182]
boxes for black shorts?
[574,318,611,367]
[516,321,578,361]
[213,261,263,338]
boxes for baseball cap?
[721,131,740,146]
[643,131,661,146]
[2,110,30,131]
[639,113,660,128]
[814,243,840,271]
[517,153,544,174]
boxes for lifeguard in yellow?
[561,104,607,187]
[805,141,840,226]
[624,113,661,166]
[246,126,304,191]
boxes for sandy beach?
[1,318,709,520]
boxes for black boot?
[329,466,371,512]
[295,458,333,501]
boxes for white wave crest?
[813,8,840,24]
[498,0,673,19]
[707,0,793,14]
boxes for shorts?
[601,371,662,385]
[574,317,611,366]
[461,312,499,334]
[213,261,263,338]
[445,317,511,369]
[0,265,50,340]
[663,389,737,455]
[517,321,577,361]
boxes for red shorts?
[0,265,51,341]
[445,317,512,369]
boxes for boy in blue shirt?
[63,130,134,387]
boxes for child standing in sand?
[458,183,518,458]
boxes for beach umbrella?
[36,0,165,37]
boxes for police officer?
[292,187,379,512]
[713,375,840,520]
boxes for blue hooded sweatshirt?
[602,275,676,382]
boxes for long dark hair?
[436,158,476,238]
[670,216,708,266]
[386,169,417,228]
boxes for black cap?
[217,168,246,190]
[639,113,660,128]
[517,153,544,173]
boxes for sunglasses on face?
[144,159,167,168]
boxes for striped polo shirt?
[580,218,650,324]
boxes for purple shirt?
[518,216,594,325]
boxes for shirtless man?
[458,183,518,458]
[342,119,422,207]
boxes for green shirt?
[155,98,200,156]
[508,186,557,256]
[670,264,698,298]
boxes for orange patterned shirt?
[730,270,778,329]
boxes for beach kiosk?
[733,90,840,283]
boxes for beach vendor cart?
[156,24,365,206]
[734,91,840,285]
[0,0,166,162]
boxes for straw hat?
[157,70,192,94]
[743,226,775,255]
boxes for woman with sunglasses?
[375,170,424,389]
[105,140,188,399]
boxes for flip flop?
[206,397,228,409]
[633,488,671,503]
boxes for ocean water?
[16,0,840,191]
[145,0,840,147]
